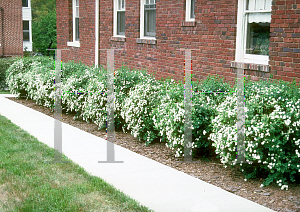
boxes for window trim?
[140,0,156,40]
[113,0,126,37]
[186,0,195,22]
[235,0,271,65]
[67,0,80,47]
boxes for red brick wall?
[99,0,238,85]
[0,0,23,57]
[269,0,300,83]
[57,0,96,66]
[57,0,300,86]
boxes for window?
[186,0,195,22]
[140,0,156,38]
[74,0,79,41]
[22,0,28,7]
[114,0,125,36]
[68,0,80,47]
[235,0,272,65]
[23,21,30,41]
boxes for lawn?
[0,114,153,212]
[0,90,10,94]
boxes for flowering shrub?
[121,75,163,145]
[6,57,55,102]
[6,57,300,189]
[193,75,233,106]
[152,76,231,158]
[0,57,18,90]
[79,77,107,129]
[208,78,300,189]
[113,66,149,132]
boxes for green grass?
[0,115,153,212]
[0,90,10,94]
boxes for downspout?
[0,7,4,57]
[95,0,99,67]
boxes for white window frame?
[113,0,126,37]
[235,0,271,65]
[186,0,195,22]
[67,0,80,47]
[140,0,156,40]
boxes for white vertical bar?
[184,49,193,162]
[236,63,246,164]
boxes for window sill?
[181,21,196,27]
[110,36,126,42]
[67,42,80,48]
[136,38,156,45]
[231,61,270,72]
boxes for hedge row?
[6,56,300,189]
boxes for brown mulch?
[6,96,300,212]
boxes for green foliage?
[0,57,19,90]
[32,10,56,55]
[121,75,163,145]
[152,76,229,158]
[209,78,300,190]
[5,56,55,105]
[31,0,56,20]
[114,66,150,131]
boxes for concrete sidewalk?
[0,94,275,212]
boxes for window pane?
[75,18,79,41]
[23,31,29,41]
[246,22,270,55]
[190,0,195,19]
[247,0,271,11]
[76,7,79,17]
[76,0,79,7]
[255,0,265,10]
[248,12,271,23]
[149,10,156,33]
[23,21,29,30]
[117,11,125,35]
[22,0,28,7]
[145,10,156,37]
[265,0,272,10]
[118,0,121,10]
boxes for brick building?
[0,0,32,57]
[57,0,300,86]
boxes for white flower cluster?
[208,80,300,189]
[121,76,162,144]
